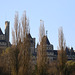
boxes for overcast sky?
[0,0,75,49]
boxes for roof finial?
[46,30,48,36]
[29,28,30,33]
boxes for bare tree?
[37,20,48,75]
[39,20,45,43]
[57,27,67,75]
[21,11,30,40]
[10,11,32,75]
[18,11,32,75]
[10,12,21,75]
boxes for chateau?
[0,21,75,62]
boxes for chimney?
[5,21,10,47]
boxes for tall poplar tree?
[10,12,21,75]
[37,20,48,75]
[19,11,32,75]
[58,27,67,75]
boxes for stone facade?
[0,21,75,62]
[0,21,11,53]
[31,35,75,64]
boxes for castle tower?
[5,21,10,47]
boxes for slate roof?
[46,36,50,45]
[27,33,32,39]
[42,36,50,45]
[65,47,70,55]
[28,33,35,44]
[65,47,75,55]
[0,28,3,35]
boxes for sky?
[0,0,75,50]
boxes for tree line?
[0,11,75,75]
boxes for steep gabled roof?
[46,36,50,45]
[26,33,34,43]
[0,28,3,35]
[41,36,50,45]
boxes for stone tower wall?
[5,21,10,47]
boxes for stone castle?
[0,21,75,62]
